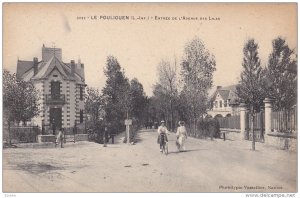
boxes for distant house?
[207,85,240,118]
[16,45,86,130]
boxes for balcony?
[45,94,65,105]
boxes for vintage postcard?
[2,3,297,194]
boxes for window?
[214,101,218,108]
[51,81,60,99]
[80,86,83,100]
[219,100,222,108]
[80,110,84,123]
[224,100,228,107]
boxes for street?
[3,129,297,193]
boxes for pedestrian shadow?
[220,138,235,142]
[133,133,143,143]
[167,148,207,155]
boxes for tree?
[180,37,216,133]
[3,69,40,124]
[266,37,297,110]
[157,59,178,131]
[85,87,105,125]
[3,69,40,144]
[102,56,131,134]
[236,39,266,150]
[129,78,147,126]
[152,83,170,122]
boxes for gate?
[247,111,265,142]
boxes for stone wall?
[265,132,297,152]
[75,134,89,141]
[220,128,242,141]
[220,128,297,151]
[37,135,56,143]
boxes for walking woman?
[176,121,187,151]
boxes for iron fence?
[217,115,240,129]
[271,107,297,133]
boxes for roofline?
[63,61,85,80]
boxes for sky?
[3,3,297,96]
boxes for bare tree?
[157,58,178,130]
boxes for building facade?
[16,45,86,130]
[207,85,240,118]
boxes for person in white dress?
[157,120,169,152]
[176,121,187,151]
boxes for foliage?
[236,39,266,113]
[85,87,105,124]
[129,78,148,125]
[3,69,40,125]
[236,39,266,150]
[265,37,297,110]
[184,117,220,140]
[151,83,170,121]
[156,59,178,130]
[102,56,148,132]
[102,56,130,134]
[180,37,216,132]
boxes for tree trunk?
[126,110,129,144]
[251,106,255,151]
[193,118,197,137]
[170,100,174,132]
[8,119,11,146]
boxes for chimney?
[33,57,38,76]
[71,60,75,76]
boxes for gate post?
[264,98,273,144]
[240,103,248,140]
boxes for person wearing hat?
[157,120,169,152]
[176,121,187,151]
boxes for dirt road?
[3,129,297,192]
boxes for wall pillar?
[264,98,273,143]
[239,103,248,140]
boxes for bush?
[186,118,220,139]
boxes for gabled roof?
[39,56,69,79]
[16,60,34,78]
[20,55,85,85]
[65,63,84,79]
[217,90,230,100]
[210,84,239,104]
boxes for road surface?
[3,129,297,192]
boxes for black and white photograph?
[2,2,298,195]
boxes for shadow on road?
[167,148,207,155]
[135,131,148,143]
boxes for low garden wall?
[265,132,297,152]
